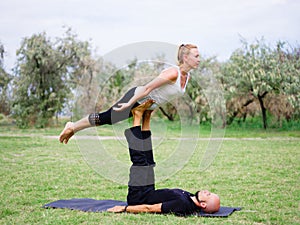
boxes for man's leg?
[141,110,155,166]
[124,99,155,165]
[125,100,155,205]
[141,110,156,193]
[124,101,147,166]
[125,99,155,172]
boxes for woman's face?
[185,48,200,69]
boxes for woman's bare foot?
[59,122,75,144]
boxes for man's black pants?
[124,126,156,205]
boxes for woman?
[59,44,200,144]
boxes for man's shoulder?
[171,188,190,194]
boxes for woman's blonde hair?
[177,44,198,65]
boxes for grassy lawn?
[0,124,299,224]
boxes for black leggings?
[88,87,140,126]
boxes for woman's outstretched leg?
[88,87,139,126]
[59,117,90,144]
[59,87,139,144]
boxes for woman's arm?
[107,203,162,213]
[113,67,178,111]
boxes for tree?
[0,41,12,115]
[185,56,225,126]
[277,44,300,121]
[12,29,92,128]
[222,38,298,129]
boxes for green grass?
[0,123,299,225]
[1,116,299,139]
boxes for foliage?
[188,57,226,126]
[70,57,104,119]
[279,44,300,119]
[2,32,299,129]
[78,58,165,118]
[12,29,92,128]
[222,38,300,129]
[0,41,12,115]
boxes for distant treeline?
[0,29,299,129]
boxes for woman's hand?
[107,205,126,213]
[113,103,131,111]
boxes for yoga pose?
[59,44,200,144]
[107,100,220,216]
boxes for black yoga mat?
[43,198,241,217]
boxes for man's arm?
[107,203,162,214]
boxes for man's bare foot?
[143,110,153,119]
[59,122,75,144]
[132,99,155,117]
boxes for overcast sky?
[1,0,299,70]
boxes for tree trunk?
[187,104,194,125]
[227,111,238,126]
[226,98,254,126]
[258,92,268,129]
[159,107,174,121]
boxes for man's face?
[197,190,212,201]
[197,190,220,213]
